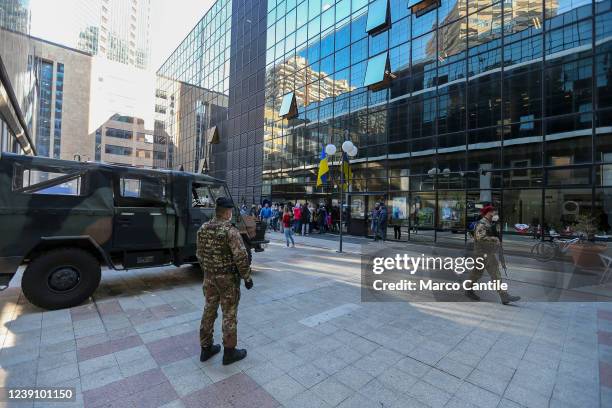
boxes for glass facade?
[35,60,53,157]
[259,0,612,241]
[160,0,611,241]
[34,59,66,159]
[53,63,64,159]
[155,0,232,176]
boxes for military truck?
[0,153,267,310]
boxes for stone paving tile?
[245,361,286,386]
[79,353,118,376]
[309,377,353,406]
[77,334,143,362]
[180,373,279,408]
[601,361,612,388]
[287,363,329,389]
[82,367,167,407]
[36,362,80,386]
[262,374,307,405]
[284,390,331,408]
[406,380,452,408]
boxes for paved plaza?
[0,234,611,407]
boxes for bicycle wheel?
[531,241,556,261]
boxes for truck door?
[113,174,173,249]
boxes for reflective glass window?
[279,92,297,118]
[363,52,389,87]
[410,0,440,17]
[366,0,390,34]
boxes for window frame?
[366,0,391,35]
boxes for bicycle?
[531,235,583,262]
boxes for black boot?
[222,347,247,365]
[464,289,480,301]
[501,294,521,305]
[200,344,221,362]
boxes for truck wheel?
[22,248,101,310]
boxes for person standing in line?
[301,202,311,235]
[318,205,327,233]
[293,203,302,234]
[260,202,272,230]
[271,204,280,232]
[282,207,295,247]
[309,202,316,233]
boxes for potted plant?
[569,215,607,268]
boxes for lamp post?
[325,134,358,253]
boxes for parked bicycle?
[531,235,583,262]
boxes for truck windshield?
[192,184,230,208]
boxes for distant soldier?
[197,197,253,365]
[465,205,520,305]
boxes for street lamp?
[325,134,358,253]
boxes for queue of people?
[243,200,340,236]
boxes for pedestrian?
[378,202,388,241]
[293,203,302,234]
[309,202,316,232]
[318,205,327,233]
[465,205,520,305]
[282,207,295,247]
[301,202,310,235]
[271,204,280,232]
[197,197,253,365]
[371,203,380,240]
[392,206,401,240]
[260,202,272,230]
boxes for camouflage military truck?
[0,153,268,310]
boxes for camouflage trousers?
[200,274,241,348]
[468,252,508,299]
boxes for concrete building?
[95,114,155,168]
[29,35,92,160]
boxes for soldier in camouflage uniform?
[465,205,520,305]
[197,197,253,365]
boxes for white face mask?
[491,215,499,222]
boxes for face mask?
[492,215,499,222]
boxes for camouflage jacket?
[474,218,500,253]
[196,217,251,280]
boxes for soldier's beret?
[216,197,235,209]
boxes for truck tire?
[22,248,101,310]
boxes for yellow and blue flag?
[342,151,352,190]
[316,146,329,187]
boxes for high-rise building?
[0,0,36,155]
[155,0,233,178]
[75,0,152,70]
